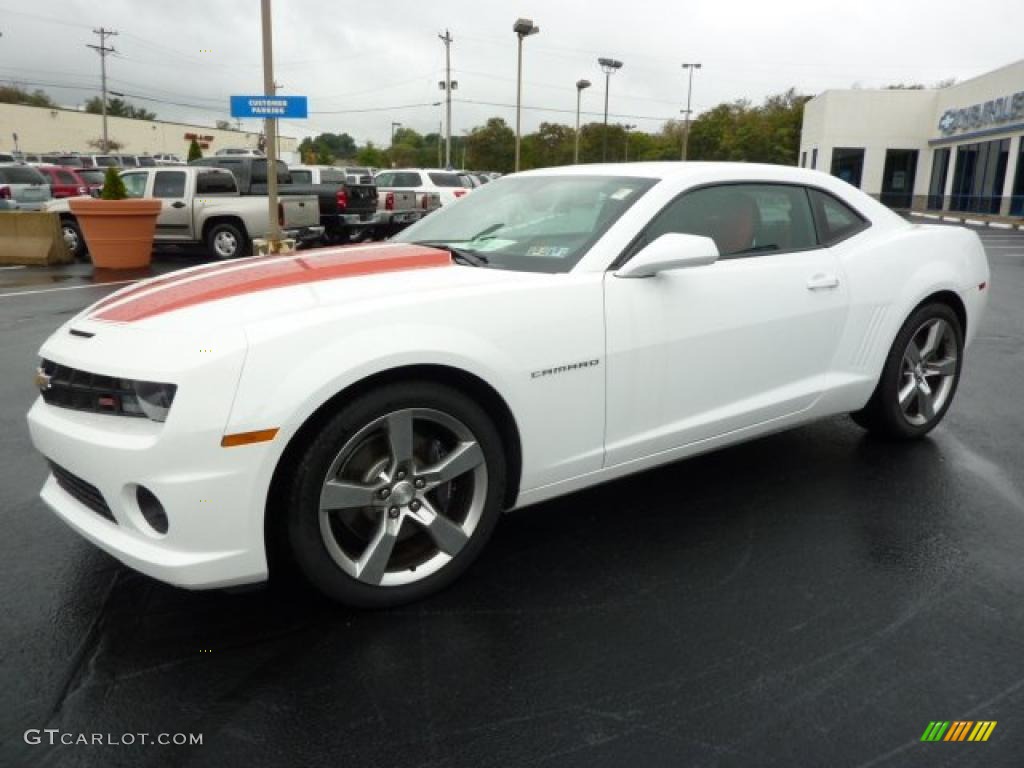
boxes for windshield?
[393,175,656,273]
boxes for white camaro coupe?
[28,163,989,606]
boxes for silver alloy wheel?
[317,408,488,587]
[898,317,958,426]
[213,230,238,258]
[62,224,79,255]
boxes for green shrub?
[100,166,127,200]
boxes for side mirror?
[614,232,719,278]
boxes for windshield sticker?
[525,245,570,259]
[610,188,635,200]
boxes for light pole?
[680,62,701,161]
[513,18,540,172]
[574,79,591,164]
[598,57,623,162]
[390,121,401,147]
[623,123,636,161]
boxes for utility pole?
[87,28,118,152]
[680,62,701,161]
[439,29,453,168]
[260,0,280,245]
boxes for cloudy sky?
[1,0,1021,145]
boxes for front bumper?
[26,320,272,590]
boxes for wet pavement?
[1,229,1023,767]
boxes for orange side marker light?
[221,428,279,448]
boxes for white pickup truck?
[48,166,323,260]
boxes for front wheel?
[61,217,87,261]
[286,382,507,607]
[851,303,964,439]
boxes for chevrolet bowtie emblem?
[35,368,52,392]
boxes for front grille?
[49,461,116,523]
[39,359,146,418]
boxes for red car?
[34,165,95,198]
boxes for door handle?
[171,201,186,209]
[806,273,839,291]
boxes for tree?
[100,166,127,200]
[355,141,386,168]
[86,137,124,151]
[465,118,515,173]
[188,138,203,162]
[84,96,157,120]
[0,85,56,108]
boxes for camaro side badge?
[531,359,600,379]
[35,368,52,392]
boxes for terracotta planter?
[68,198,163,269]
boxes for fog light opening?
[136,485,168,535]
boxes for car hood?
[74,243,543,334]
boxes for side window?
[152,171,186,198]
[290,170,312,184]
[120,173,148,198]
[808,188,869,245]
[57,171,78,185]
[195,171,237,195]
[641,183,817,259]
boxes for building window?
[880,149,919,210]
[950,138,1010,214]
[811,148,818,170]
[1011,141,1024,217]
[830,148,865,188]
[928,148,951,211]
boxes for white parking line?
[0,265,27,271]
[0,279,139,299]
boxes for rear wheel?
[286,382,506,607]
[851,303,963,439]
[205,221,248,259]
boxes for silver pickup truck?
[374,188,420,238]
[48,166,323,260]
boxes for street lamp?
[680,62,701,161]
[598,57,623,162]
[513,18,540,172]
[623,123,636,162]
[574,79,591,164]
[390,121,401,147]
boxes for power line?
[454,98,677,123]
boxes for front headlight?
[131,381,178,422]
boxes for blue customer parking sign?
[230,95,308,119]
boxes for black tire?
[286,381,507,607]
[61,217,87,261]
[851,302,964,440]
[205,221,249,260]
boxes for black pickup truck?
[193,157,377,244]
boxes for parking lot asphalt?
[1,226,1023,767]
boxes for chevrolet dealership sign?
[938,91,1024,135]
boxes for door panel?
[152,170,190,241]
[603,183,849,466]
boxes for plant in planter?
[68,166,162,269]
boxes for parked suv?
[0,163,52,209]
[372,168,470,207]
[34,165,91,198]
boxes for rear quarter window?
[196,171,238,195]
[428,172,463,187]
[0,166,46,184]
[808,188,869,245]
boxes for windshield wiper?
[414,241,489,267]
[469,222,504,241]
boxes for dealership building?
[799,58,1024,217]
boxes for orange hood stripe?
[92,245,453,322]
